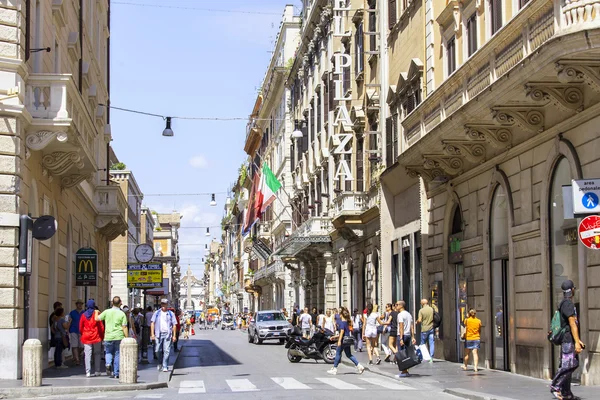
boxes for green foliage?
[111,162,126,170]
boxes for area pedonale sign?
[330,0,354,182]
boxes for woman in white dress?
[362,303,382,365]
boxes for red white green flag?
[257,162,281,216]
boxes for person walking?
[352,308,364,352]
[379,303,393,362]
[324,309,336,333]
[79,300,104,377]
[52,307,70,369]
[299,307,312,339]
[362,303,382,365]
[416,299,435,363]
[397,300,416,377]
[462,309,482,372]
[380,303,397,362]
[122,305,137,340]
[327,307,365,375]
[150,299,178,372]
[96,296,128,378]
[550,280,585,400]
[68,299,85,366]
[317,309,326,329]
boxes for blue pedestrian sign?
[572,179,600,215]
[583,193,599,209]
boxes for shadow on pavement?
[174,339,240,368]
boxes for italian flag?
[257,162,281,216]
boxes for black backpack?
[433,311,442,329]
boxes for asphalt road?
[28,327,460,399]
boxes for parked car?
[248,310,293,345]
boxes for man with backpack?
[150,299,178,372]
[550,280,585,400]
[416,299,436,363]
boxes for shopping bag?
[395,345,421,371]
[191,328,195,335]
[418,344,431,361]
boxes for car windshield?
[257,312,286,322]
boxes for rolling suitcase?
[395,345,422,371]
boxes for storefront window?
[549,158,579,307]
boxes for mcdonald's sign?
[75,247,97,287]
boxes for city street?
[21,328,457,400]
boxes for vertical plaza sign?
[331,0,353,182]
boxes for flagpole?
[251,160,300,231]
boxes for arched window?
[549,158,579,310]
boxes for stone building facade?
[0,0,125,379]
[381,0,600,384]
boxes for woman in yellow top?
[462,309,482,372]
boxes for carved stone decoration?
[42,151,84,176]
[464,124,512,149]
[442,140,486,164]
[405,165,446,182]
[60,174,89,188]
[525,83,584,112]
[422,154,464,176]
[556,60,600,92]
[491,106,544,133]
[26,131,68,151]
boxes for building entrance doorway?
[492,259,509,370]
[456,264,467,363]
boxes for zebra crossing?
[175,376,415,394]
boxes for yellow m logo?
[78,259,94,273]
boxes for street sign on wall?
[127,263,163,288]
[75,248,97,286]
[572,179,600,215]
[578,215,600,250]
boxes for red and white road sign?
[578,215,600,249]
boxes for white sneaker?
[162,367,168,372]
[357,364,365,374]
[327,367,337,375]
[157,364,161,371]
[86,372,91,377]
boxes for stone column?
[119,338,138,384]
[22,339,42,387]
[324,252,336,309]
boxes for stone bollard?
[119,338,138,384]
[22,339,43,387]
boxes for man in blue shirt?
[150,299,178,372]
[68,299,84,365]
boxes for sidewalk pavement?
[0,341,183,399]
[340,347,597,400]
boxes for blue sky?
[110,1,301,277]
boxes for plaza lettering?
[332,2,353,182]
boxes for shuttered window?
[467,13,477,57]
[356,137,364,192]
[343,44,351,94]
[491,0,502,35]
[369,1,377,51]
[355,22,364,76]
[386,117,393,166]
[388,0,397,29]
[323,78,329,117]
[316,92,322,133]
[447,36,456,76]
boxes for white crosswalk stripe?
[359,377,415,390]
[315,377,364,390]
[178,380,206,394]
[134,394,165,399]
[226,378,259,392]
[271,377,312,390]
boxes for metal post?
[23,275,29,343]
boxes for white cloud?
[189,155,208,169]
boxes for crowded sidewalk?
[0,340,183,399]
[340,349,597,400]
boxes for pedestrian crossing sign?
[572,179,600,215]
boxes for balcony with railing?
[94,185,128,241]
[273,216,332,257]
[253,260,285,283]
[25,74,103,188]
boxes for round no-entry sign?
[578,215,600,249]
